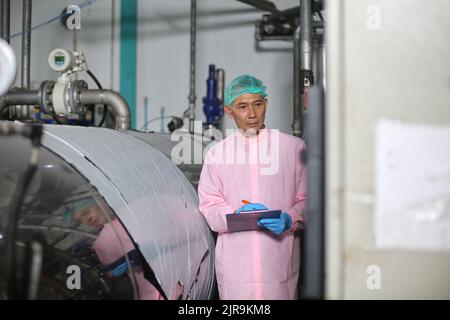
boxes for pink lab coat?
[198,128,306,300]
[94,219,162,300]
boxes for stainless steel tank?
[0,124,215,300]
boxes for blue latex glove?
[257,212,292,235]
[111,261,128,277]
[235,202,269,214]
[103,249,141,277]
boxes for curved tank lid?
[40,125,215,299]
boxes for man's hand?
[257,212,292,235]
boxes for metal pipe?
[302,84,325,299]
[21,0,32,119]
[292,26,302,137]
[80,89,131,130]
[216,68,225,133]
[1,90,40,107]
[255,21,323,43]
[267,5,299,20]
[188,0,197,133]
[1,0,10,43]
[215,68,225,105]
[1,0,14,118]
[236,0,277,13]
[300,0,313,72]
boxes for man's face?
[73,205,108,228]
[225,93,267,134]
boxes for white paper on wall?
[375,119,450,251]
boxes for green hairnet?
[224,74,268,107]
[63,197,97,222]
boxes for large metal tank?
[0,124,215,300]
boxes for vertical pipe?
[110,0,116,90]
[215,68,225,133]
[120,0,137,129]
[1,0,13,119]
[215,69,225,105]
[302,85,325,299]
[1,0,10,43]
[188,0,197,133]
[143,96,148,131]
[292,26,302,137]
[160,106,165,133]
[300,0,312,72]
[21,0,32,119]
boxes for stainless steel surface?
[125,131,206,189]
[79,89,131,130]
[1,89,40,106]
[0,133,140,299]
[40,125,215,299]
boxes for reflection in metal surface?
[0,125,215,300]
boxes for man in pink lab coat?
[198,74,307,300]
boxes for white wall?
[6,0,299,134]
[8,0,118,93]
[326,0,450,299]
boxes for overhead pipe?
[266,5,299,20]
[79,89,131,130]
[236,0,277,13]
[20,0,32,120]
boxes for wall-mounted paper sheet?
[375,120,450,251]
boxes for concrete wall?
[326,0,450,299]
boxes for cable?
[140,116,179,131]
[8,0,99,41]
[86,69,108,127]
[2,123,43,299]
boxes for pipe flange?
[39,81,55,114]
[69,80,88,114]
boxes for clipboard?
[226,210,281,233]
